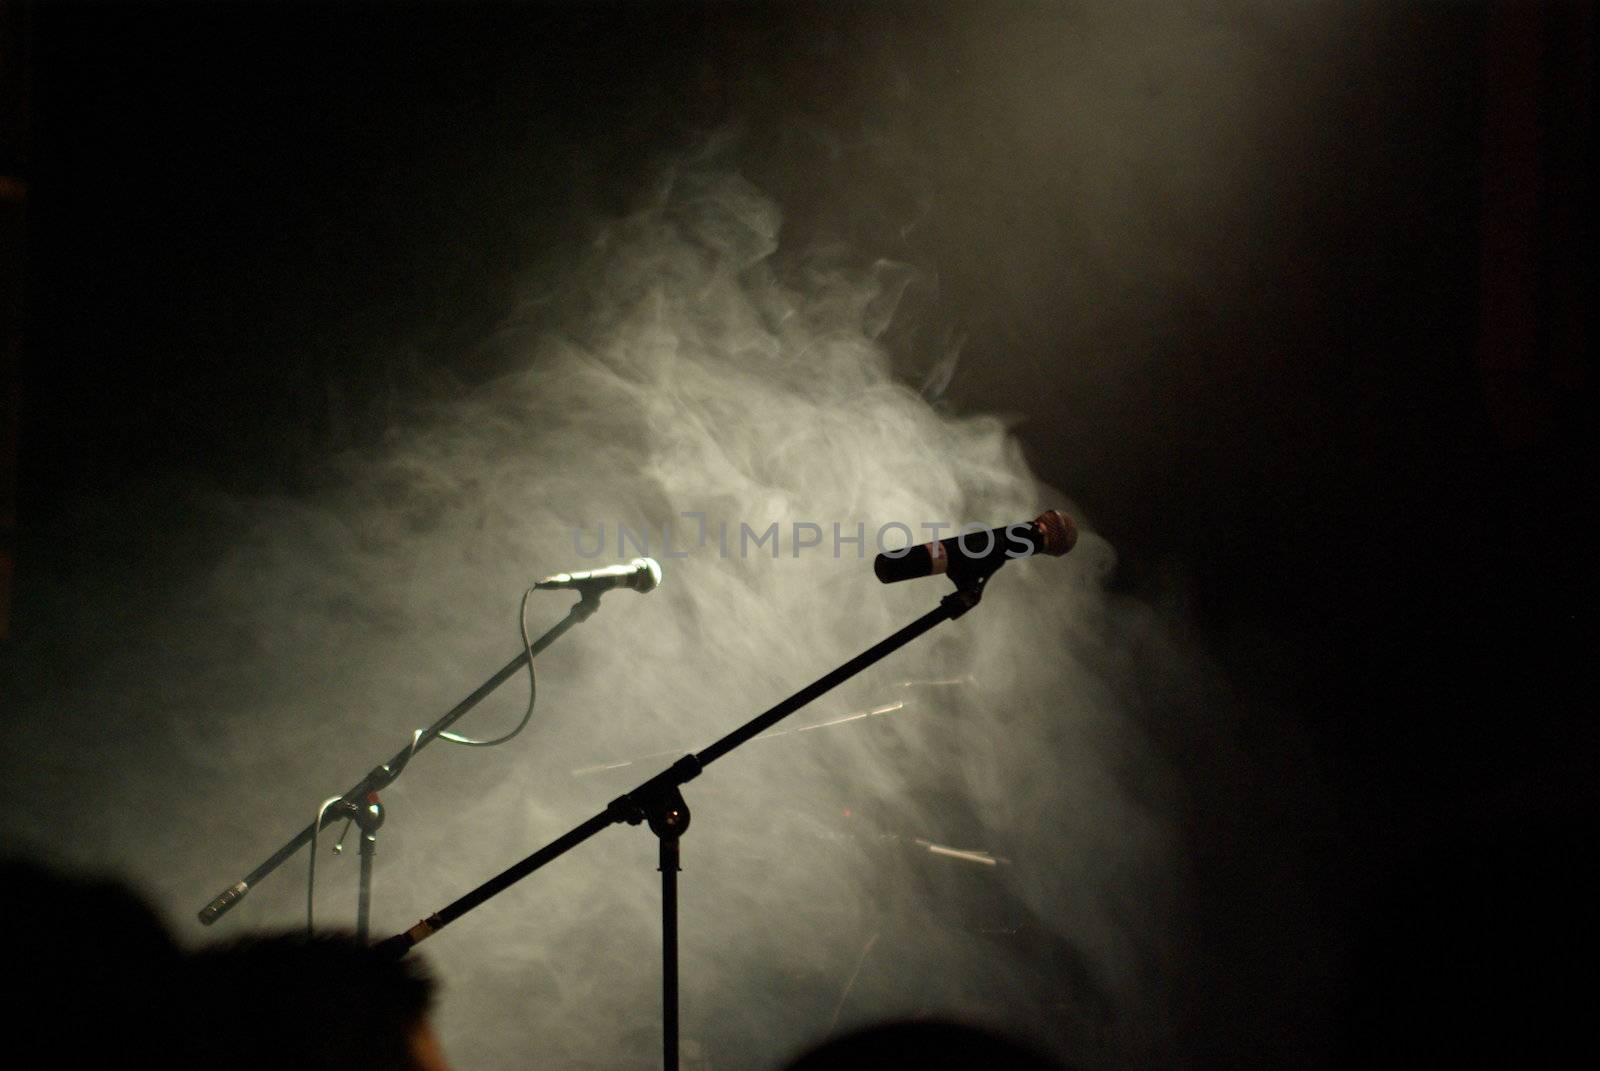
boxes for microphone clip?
[944,552,1005,608]
[941,579,987,617]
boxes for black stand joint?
[607,755,702,832]
[608,757,696,1071]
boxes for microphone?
[873,511,1077,585]
[535,557,663,596]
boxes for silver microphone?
[534,557,663,596]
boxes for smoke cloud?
[2,150,1191,1068]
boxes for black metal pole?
[374,587,986,1071]
[197,594,601,927]
[660,832,681,1071]
[376,585,979,960]
[695,589,977,769]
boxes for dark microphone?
[873,511,1077,584]
[535,557,663,595]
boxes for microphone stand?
[376,569,999,1071]
[197,591,607,936]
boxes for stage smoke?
[2,155,1192,1069]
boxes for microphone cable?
[439,586,539,748]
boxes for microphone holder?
[376,577,994,1071]
[197,590,607,936]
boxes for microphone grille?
[631,557,664,594]
[1035,511,1078,556]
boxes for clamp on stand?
[329,792,387,943]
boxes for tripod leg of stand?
[661,835,680,1071]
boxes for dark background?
[4,1,1595,1064]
